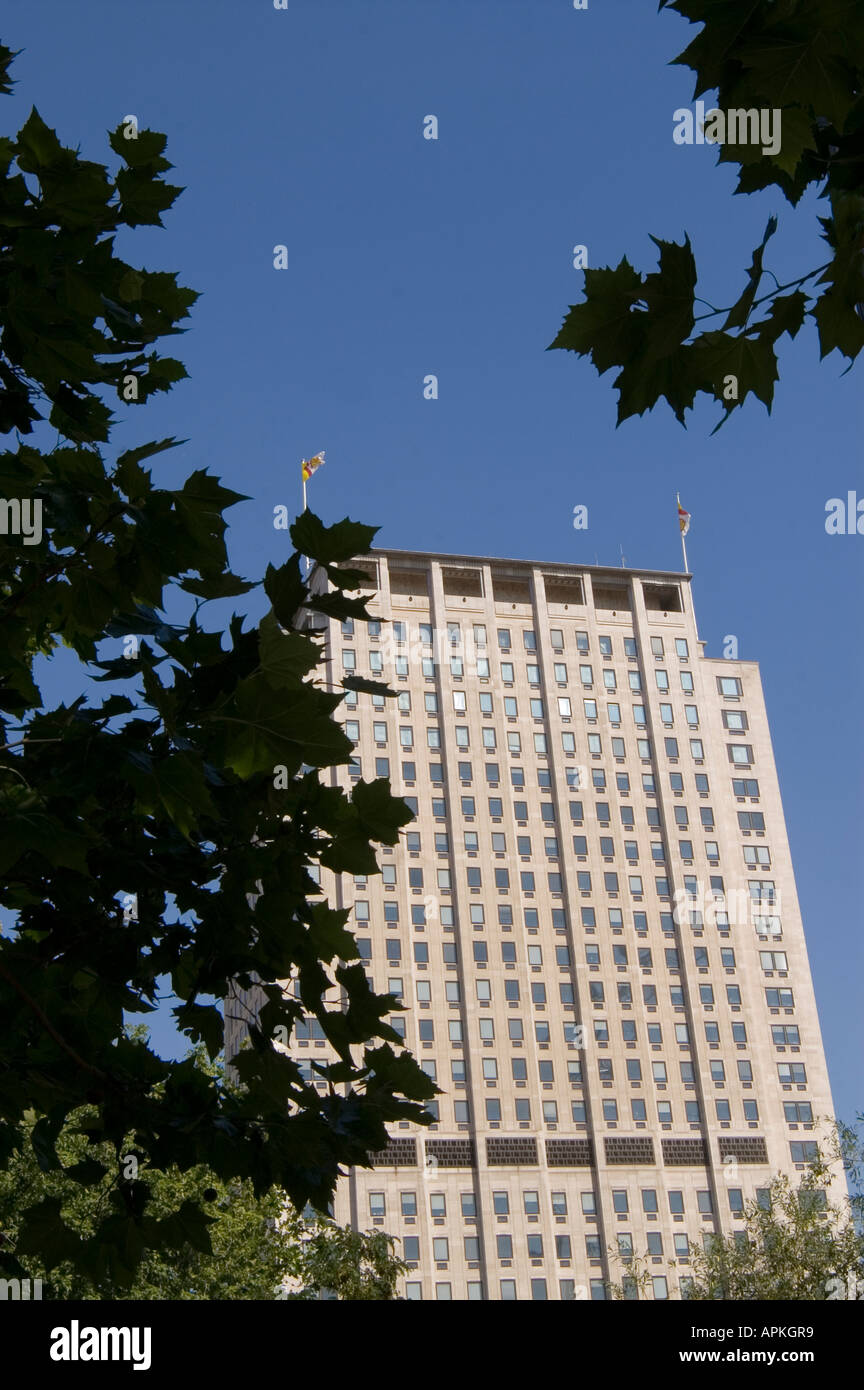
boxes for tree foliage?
[0,1041,407,1300]
[549,1,864,431]
[607,1150,864,1300]
[0,42,435,1292]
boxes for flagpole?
[676,492,689,573]
[301,468,308,576]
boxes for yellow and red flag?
[301,451,325,483]
[678,500,691,536]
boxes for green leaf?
[738,16,857,132]
[0,44,21,97]
[304,591,373,622]
[612,343,700,426]
[289,512,378,566]
[263,556,307,627]
[181,571,256,599]
[115,437,186,474]
[340,676,399,698]
[214,676,351,778]
[16,107,65,170]
[108,125,170,168]
[548,258,645,372]
[154,1200,215,1257]
[257,612,320,687]
[173,1002,224,1057]
[351,777,415,845]
[689,328,780,411]
[640,234,697,357]
[124,750,218,839]
[14,1198,82,1268]
[723,217,777,330]
[756,290,808,343]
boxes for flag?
[678,500,690,535]
[301,451,325,483]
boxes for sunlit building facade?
[229,548,842,1300]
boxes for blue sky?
[3,0,862,1123]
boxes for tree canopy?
[0,41,434,1292]
[607,1147,864,1301]
[550,0,864,431]
[0,1038,408,1300]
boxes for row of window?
[347,682,718,717]
[304,1010,793,1054]
[339,623,750,699]
[339,647,746,714]
[387,759,736,799]
[401,1278,612,1300]
[366,937,739,974]
[346,889,775,934]
[356,862,768,903]
[375,1183,793,1222]
[339,715,761,808]
[378,974,762,1014]
[341,618,694,662]
[387,1007,797,1060]
[353,761,757,815]
[406,1051,801,1092]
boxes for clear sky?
[2,0,861,1124]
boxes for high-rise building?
[227,548,843,1300]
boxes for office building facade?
[229,548,842,1299]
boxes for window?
[718,676,742,696]
[460,1193,477,1220]
[761,951,788,973]
[773,1025,801,1046]
[778,1062,807,1084]
[733,777,760,797]
[723,709,748,732]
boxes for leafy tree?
[838,1113,864,1230]
[293,1221,408,1302]
[0,43,435,1292]
[550,0,864,431]
[0,1040,407,1300]
[607,1152,864,1300]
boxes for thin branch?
[692,262,831,324]
[0,959,108,1081]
